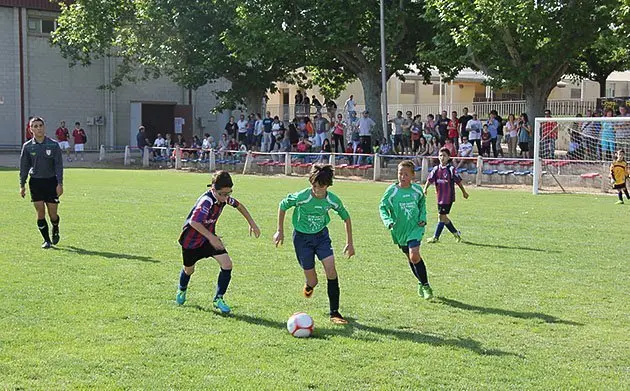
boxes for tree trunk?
[244,89,264,114]
[595,75,609,98]
[523,87,550,121]
[357,70,384,144]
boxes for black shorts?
[519,142,529,152]
[613,183,627,190]
[182,241,228,267]
[238,132,247,143]
[437,203,452,215]
[29,177,59,203]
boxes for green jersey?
[280,188,350,234]
[379,183,427,246]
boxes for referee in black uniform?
[19,117,64,248]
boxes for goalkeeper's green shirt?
[279,188,350,234]
[379,183,427,246]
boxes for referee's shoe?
[52,227,60,245]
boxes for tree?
[234,0,436,139]
[52,0,303,112]
[569,5,630,97]
[427,0,616,118]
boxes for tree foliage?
[233,0,437,136]
[427,0,616,117]
[568,3,630,97]
[52,0,303,111]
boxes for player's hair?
[29,117,45,126]
[309,164,334,187]
[398,160,415,173]
[439,147,451,156]
[212,170,233,190]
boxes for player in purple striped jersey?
[175,171,260,313]
[423,147,469,243]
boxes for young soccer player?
[424,147,469,243]
[19,117,64,248]
[175,171,260,313]
[379,160,433,299]
[273,164,355,324]
[610,149,629,204]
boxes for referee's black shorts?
[182,241,228,267]
[29,177,59,203]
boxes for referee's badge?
[46,149,51,156]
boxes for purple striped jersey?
[427,164,461,205]
[178,191,240,249]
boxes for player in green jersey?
[379,160,433,299]
[273,164,355,324]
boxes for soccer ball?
[286,312,314,338]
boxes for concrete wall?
[0,7,21,146]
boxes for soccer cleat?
[615,200,624,205]
[420,283,433,300]
[453,231,462,243]
[41,241,52,249]
[303,284,314,298]
[426,236,439,244]
[213,297,231,314]
[330,311,348,324]
[175,289,187,305]
[52,228,60,245]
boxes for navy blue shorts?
[438,203,452,215]
[292,228,334,270]
[399,239,421,255]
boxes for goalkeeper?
[610,149,630,205]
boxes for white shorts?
[74,143,84,152]
[58,141,70,150]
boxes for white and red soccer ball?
[286,312,314,338]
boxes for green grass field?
[0,169,628,390]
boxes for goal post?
[533,116,630,194]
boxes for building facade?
[0,0,231,149]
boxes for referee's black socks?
[37,219,51,243]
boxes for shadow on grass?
[191,306,521,357]
[462,240,559,253]
[58,245,160,263]
[436,297,583,326]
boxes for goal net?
[533,116,630,194]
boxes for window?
[432,83,441,95]
[41,20,56,34]
[570,88,581,99]
[27,18,57,35]
[27,18,39,32]
[400,82,415,95]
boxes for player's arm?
[457,181,469,199]
[274,192,297,246]
[189,221,225,250]
[236,203,260,238]
[19,144,30,198]
[378,188,394,229]
[418,191,427,227]
[342,217,355,258]
[273,208,287,247]
[423,175,433,195]
[54,145,64,197]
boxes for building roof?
[606,71,630,82]
[0,0,67,11]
